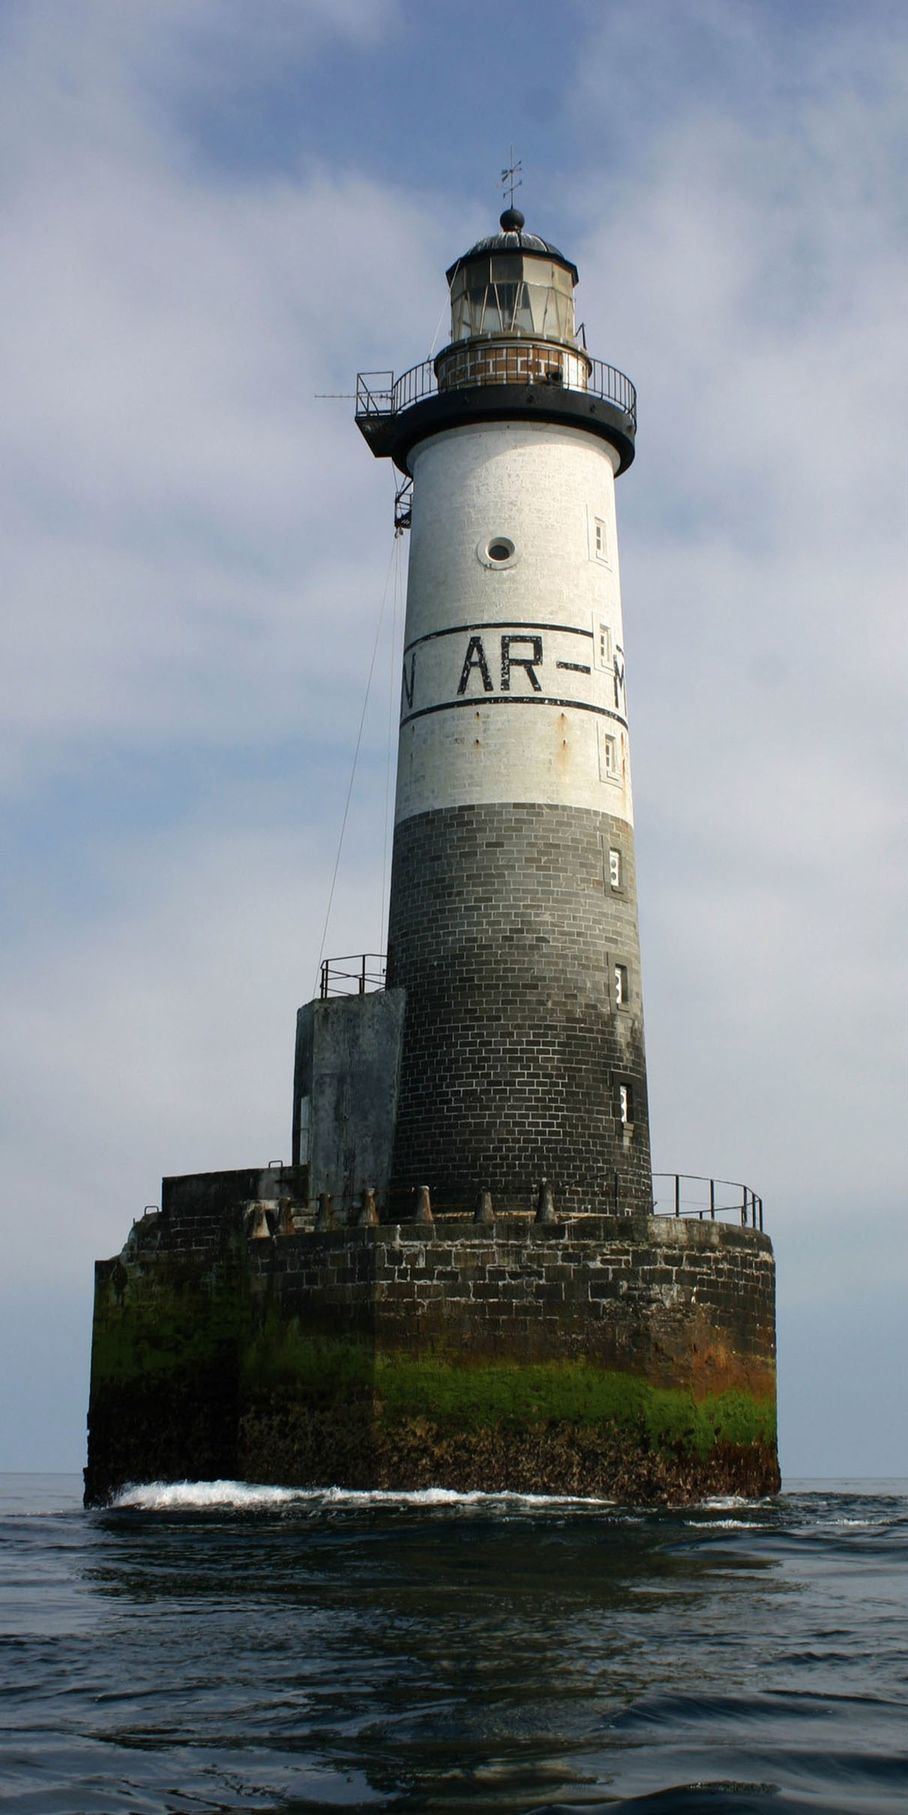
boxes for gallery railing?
[319,954,386,1000]
[355,353,637,426]
[652,1173,764,1231]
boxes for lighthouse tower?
[357,208,650,1216]
[85,203,780,1507]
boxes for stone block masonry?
[85,1188,778,1505]
[386,802,651,1217]
[435,338,591,394]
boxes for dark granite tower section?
[386,803,650,1213]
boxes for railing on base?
[652,1173,764,1231]
[355,350,637,428]
[319,954,387,1001]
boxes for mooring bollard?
[474,1188,494,1225]
[357,1187,379,1227]
[413,1184,434,1226]
[535,1178,556,1225]
[246,1203,272,1241]
[315,1191,335,1232]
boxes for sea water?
[0,1474,906,1812]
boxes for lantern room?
[447,207,580,346]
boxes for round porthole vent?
[479,536,516,568]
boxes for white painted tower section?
[396,421,634,827]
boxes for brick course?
[436,339,590,393]
[245,1215,776,1391]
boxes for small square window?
[614,963,629,1007]
[599,729,618,781]
[608,848,621,890]
[593,516,609,563]
[619,1082,634,1126]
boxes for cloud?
[563,5,907,1238]
[0,1,441,792]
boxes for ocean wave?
[683,1518,754,1529]
[700,1494,780,1511]
[108,1478,617,1513]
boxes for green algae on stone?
[89,1261,242,1387]
[234,1330,776,1459]
[240,1316,373,1399]
[371,1352,775,1456]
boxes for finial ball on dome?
[499,206,525,231]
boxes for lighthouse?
[357,207,650,1217]
[85,204,779,1508]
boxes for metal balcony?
[355,352,636,428]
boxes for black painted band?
[400,695,630,729]
[404,619,594,656]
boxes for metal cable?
[313,536,399,996]
[379,535,404,949]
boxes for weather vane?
[499,148,523,210]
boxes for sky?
[0,0,905,1479]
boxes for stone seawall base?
[85,1204,779,1506]
[235,1406,777,1503]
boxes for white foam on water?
[112,1480,304,1511]
[684,1518,754,1530]
[109,1478,616,1513]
